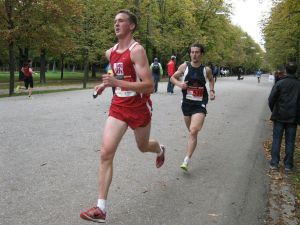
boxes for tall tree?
[28,0,83,84]
[1,0,17,95]
[263,0,300,69]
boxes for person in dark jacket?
[268,60,300,171]
[274,66,286,83]
[150,58,163,93]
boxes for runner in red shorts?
[80,9,166,223]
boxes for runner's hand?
[179,81,188,90]
[102,74,117,87]
[94,83,106,95]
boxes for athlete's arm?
[102,44,154,94]
[206,66,215,100]
[105,48,112,61]
[170,63,188,90]
[94,48,112,94]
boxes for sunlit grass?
[0,70,103,83]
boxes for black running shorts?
[181,102,207,117]
[24,76,33,89]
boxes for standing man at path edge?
[268,60,300,171]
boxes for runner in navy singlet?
[171,43,215,172]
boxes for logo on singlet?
[114,63,124,80]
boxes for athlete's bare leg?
[134,122,161,154]
[28,87,32,96]
[98,116,128,199]
[184,113,205,158]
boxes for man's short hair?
[154,58,158,62]
[285,61,297,74]
[171,55,176,60]
[117,9,138,32]
[189,43,205,54]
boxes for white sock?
[97,199,106,212]
[183,156,190,164]
[158,145,164,156]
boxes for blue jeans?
[167,77,174,93]
[270,121,297,169]
[152,74,159,93]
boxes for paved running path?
[0,75,273,225]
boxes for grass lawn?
[0,70,102,83]
[0,70,103,97]
[0,71,103,92]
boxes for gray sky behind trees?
[226,0,273,48]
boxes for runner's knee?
[100,147,115,161]
[190,127,200,136]
[136,142,148,153]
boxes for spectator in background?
[238,67,244,80]
[256,69,262,83]
[213,64,219,82]
[274,66,286,83]
[220,67,225,77]
[268,60,300,172]
[150,58,163,93]
[167,55,176,94]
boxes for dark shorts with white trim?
[181,102,207,117]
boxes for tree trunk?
[9,42,15,96]
[83,49,89,88]
[91,63,97,78]
[40,48,46,84]
[5,0,15,95]
[53,60,56,72]
[18,47,28,81]
[60,54,64,80]
[145,14,150,56]
[297,36,300,77]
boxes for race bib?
[115,87,137,97]
[186,86,204,101]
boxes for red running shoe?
[80,206,106,223]
[156,145,166,168]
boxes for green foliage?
[263,0,300,69]
[0,0,265,76]
[74,0,125,63]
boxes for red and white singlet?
[109,42,150,108]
